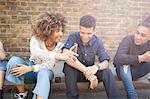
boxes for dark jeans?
[63,63,121,99]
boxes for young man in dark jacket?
[114,16,150,99]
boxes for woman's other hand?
[11,64,33,76]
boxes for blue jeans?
[6,56,54,99]
[0,60,7,71]
[118,65,137,99]
[116,62,150,99]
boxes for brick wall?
[0,0,150,61]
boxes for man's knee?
[141,62,150,70]
[101,68,115,80]
[102,68,113,75]
[63,63,76,74]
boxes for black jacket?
[114,35,150,67]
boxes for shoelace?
[14,91,28,99]
[14,94,24,99]
[148,77,150,82]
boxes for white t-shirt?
[29,36,64,72]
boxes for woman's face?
[48,27,63,43]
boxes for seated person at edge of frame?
[0,40,7,99]
[5,12,77,99]
[114,16,150,99]
[63,15,121,99]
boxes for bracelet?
[95,64,100,70]
[31,67,34,72]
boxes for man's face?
[134,26,150,45]
[79,26,95,45]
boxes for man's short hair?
[80,15,96,29]
[138,16,150,28]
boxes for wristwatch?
[95,64,100,70]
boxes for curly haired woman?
[6,12,76,99]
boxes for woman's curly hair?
[32,12,67,41]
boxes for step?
[3,80,150,93]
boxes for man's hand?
[11,64,33,76]
[138,51,150,62]
[70,43,78,53]
[84,65,98,79]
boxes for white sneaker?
[14,91,28,99]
